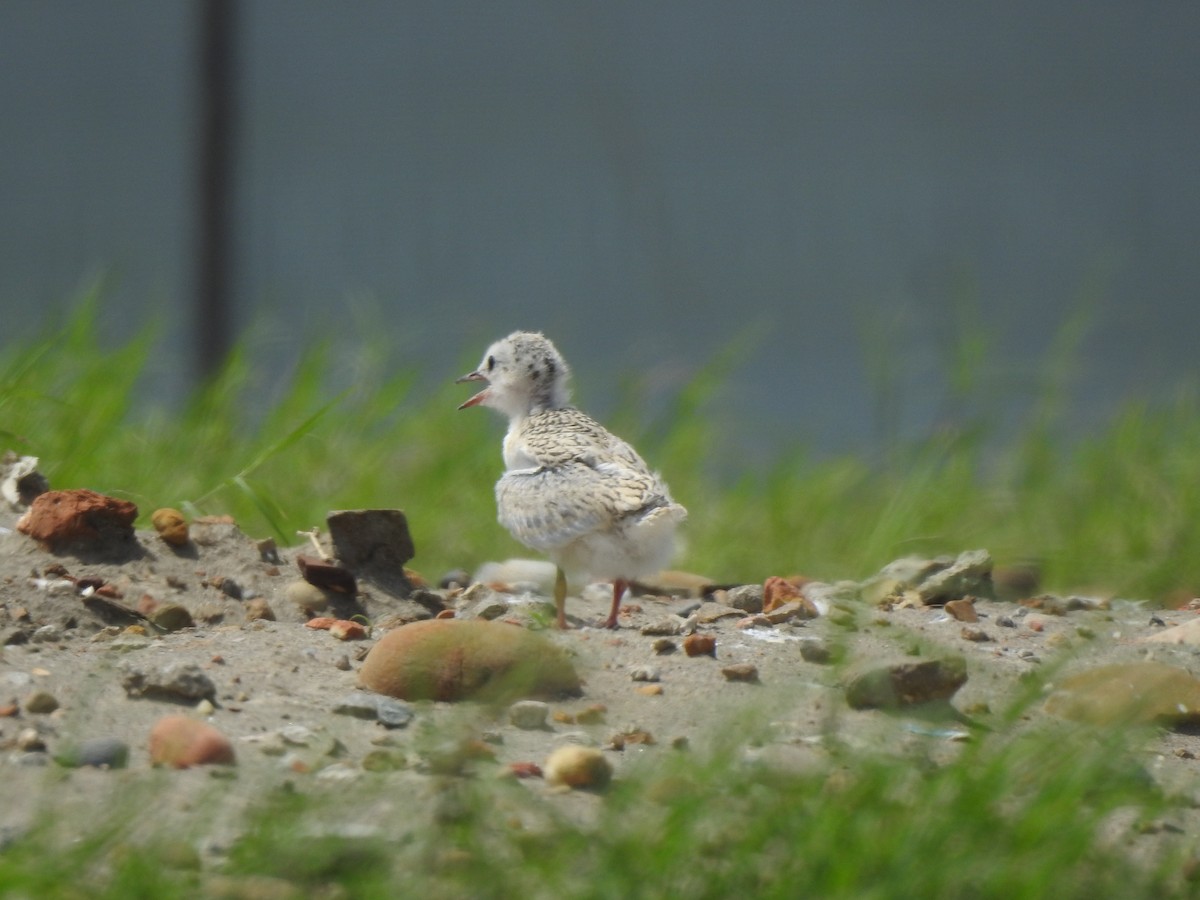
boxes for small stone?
[682,634,716,657]
[149,715,235,768]
[285,580,330,613]
[334,691,382,720]
[721,663,759,683]
[256,537,281,563]
[635,684,663,696]
[725,584,764,613]
[244,598,276,622]
[845,657,968,709]
[915,549,994,605]
[652,638,676,655]
[960,627,991,642]
[334,654,352,671]
[31,624,63,644]
[328,620,367,640]
[296,554,357,595]
[764,599,820,623]
[23,690,59,714]
[737,615,773,629]
[151,508,189,547]
[944,599,979,623]
[630,666,660,683]
[122,662,217,703]
[800,639,833,664]
[544,745,612,790]
[376,697,415,728]
[57,737,130,769]
[216,577,243,600]
[509,700,550,730]
[16,727,46,751]
[763,576,803,613]
[150,603,195,632]
[997,616,1016,628]
[641,617,684,636]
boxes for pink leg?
[604,579,628,629]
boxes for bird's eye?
[486,355,496,372]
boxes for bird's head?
[457,331,572,418]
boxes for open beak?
[456,371,488,409]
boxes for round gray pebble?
[508,700,550,730]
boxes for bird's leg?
[555,566,569,629]
[604,579,628,629]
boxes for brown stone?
[845,657,968,709]
[151,508,189,546]
[358,619,581,702]
[763,576,803,613]
[682,634,717,657]
[944,598,979,623]
[721,662,760,682]
[17,489,137,547]
[296,554,357,595]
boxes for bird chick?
[458,331,686,629]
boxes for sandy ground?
[3,502,1200,869]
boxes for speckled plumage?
[457,331,687,628]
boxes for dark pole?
[195,0,237,383]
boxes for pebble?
[149,715,236,768]
[641,617,684,636]
[652,638,677,655]
[243,598,276,622]
[960,627,991,643]
[845,657,968,709]
[150,508,189,547]
[544,745,612,790]
[31,624,63,644]
[721,663,760,683]
[763,576,804,613]
[799,639,832,664]
[122,662,217,703]
[16,727,45,751]
[724,584,764,613]
[944,598,979,622]
[508,700,550,730]
[150,603,195,632]
[285,580,330,613]
[23,690,59,714]
[682,634,717,657]
[333,691,414,729]
[57,737,130,769]
[630,666,661,683]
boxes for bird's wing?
[497,457,673,552]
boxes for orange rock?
[945,599,979,623]
[763,576,803,613]
[682,634,717,657]
[151,508,189,547]
[148,715,235,768]
[635,684,664,696]
[305,617,337,630]
[328,620,366,640]
[17,489,137,547]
